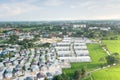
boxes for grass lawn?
[102,40,120,54]
[91,65,120,80]
[63,44,107,78]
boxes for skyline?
[0,0,120,21]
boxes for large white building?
[73,24,86,29]
[54,37,91,62]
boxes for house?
[10,57,16,62]
[36,73,45,80]
[6,47,17,52]
[38,61,45,67]
[25,76,34,80]
[13,69,23,77]
[0,50,9,56]
[15,64,23,71]
[0,68,4,80]
[25,63,31,71]
[2,58,9,63]
[15,76,25,80]
[0,72,3,80]
[4,67,13,79]
[46,72,53,80]
[31,64,39,72]
[14,53,20,57]
[54,71,62,76]
[13,65,23,77]
[0,63,4,68]
[12,60,18,65]
[40,65,47,71]
[4,61,12,67]
[19,59,25,65]
[13,64,23,76]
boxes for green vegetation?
[105,53,120,65]
[9,35,19,44]
[0,39,7,44]
[102,40,120,54]
[21,27,37,31]
[38,43,50,48]
[73,70,81,80]
[53,73,70,80]
[63,44,107,78]
[18,39,34,49]
[91,65,120,80]
[88,40,120,80]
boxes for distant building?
[89,27,99,30]
[89,27,111,31]
[73,24,86,29]
[100,27,111,31]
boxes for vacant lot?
[102,40,120,54]
[63,44,107,77]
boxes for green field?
[88,40,120,80]
[102,40,120,54]
[91,65,120,80]
[63,44,107,77]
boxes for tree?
[53,75,64,80]
[9,35,19,44]
[112,53,120,64]
[61,73,70,80]
[22,66,26,71]
[106,53,120,65]
[73,70,81,80]
[106,55,115,65]
[44,77,48,80]
[18,39,34,49]
[81,67,86,78]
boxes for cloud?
[69,1,98,9]
[70,5,77,9]
[44,0,64,6]
[0,1,40,18]
[0,0,120,21]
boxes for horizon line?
[0,19,120,22]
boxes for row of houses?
[0,47,63,80]
[89,27,111,31]
[54,37,91,63]
[0,31,34,41]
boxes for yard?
[91,65,120,80]
[102,40,120,54]
[63,44,107,78]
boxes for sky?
[0,0,120,21]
